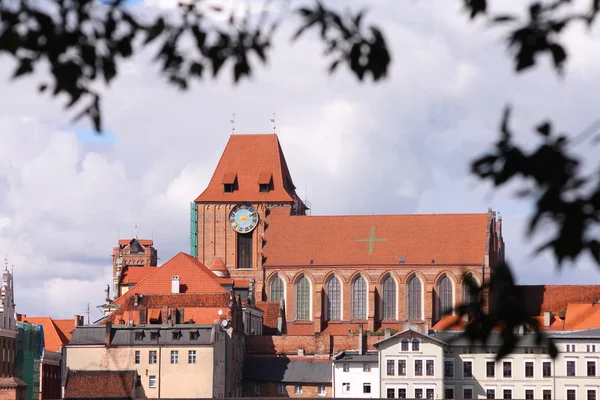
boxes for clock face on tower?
[229,204,259,233]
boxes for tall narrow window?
[463,274,478,306]
[325,276,341,320]
[407,275,422,320]
[437,275,453,318]
[296,276,310,320]
[352,276,367,319]
[237,232,252,269]
[382,276,396,320]
[270,275,284,302]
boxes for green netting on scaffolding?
[15,322,43,400]
[190,202,198,258]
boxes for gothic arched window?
[270,275,284,303]
[352,276,367,320]
[325,276,341,320]
[463,274,479,306]
[295,275,310,320]
[407,275,422,320]
[437,275,453,317]
[381,275,397,320]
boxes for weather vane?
[230,113,235,134]
[271,113,276,134]
[134,222,139,238]
[3,255,7,271]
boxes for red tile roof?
[113,252,227,305]
[22,317,69,352]
[255,301,280,332]
[210,258,229,272]
[564,303,600,330]
[194,134,297,203]
[121,266,156,284]
[53,319,77,341]
[518,285,600,315]
[263,208,491,266]
[64,370,136,399]
[530,315,565,331]
[104,293,232,324]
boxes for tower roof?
[194,134,297,203]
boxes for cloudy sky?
[1,0,599,320]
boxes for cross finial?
[270,113,276,134]
[3,255,7,271]
[230,113,235,134]
[134,222,139,239]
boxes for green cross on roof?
[356,226,387,255]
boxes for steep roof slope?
[113,252,227,305]
[21,317,69,352]
[195,134,296,203]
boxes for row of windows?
[341,382,372,394]
[342,363,372,372]
[566,344,598,352]
[270,273,479,321]
[134,350,197,364]
[437,359,597,379]
[385,387,592,400]
[134,331,201,341]
[386,359,434,376]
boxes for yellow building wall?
[66,346,214,399]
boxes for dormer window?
[258,172,272,193]
[222,173,237,193]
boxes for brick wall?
[246,334,382,356]
[243,381,331,398]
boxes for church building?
[190,134,505,334]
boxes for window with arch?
[463,274,479,306]
[352,276,367,320]
[381,275,397,320]
[412,339,420,351]
[325,276,341,320]
[270,275,284,303]
[295,275,310,320]
[407,275,422,320]
[401,339,409,351]
[437,275,453,317]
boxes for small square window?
[504,389,512,399]
[294,384,302,395]
[254,384,261,395]
[170,350,179,364]
[463,361,473,378]
[134,332,144,341]
[134,350,140,364]
[150,332,159,340]
[487,389,496,399]
[188,350,196,364]
[463,388,473,399]
[342,383,350,394]
[278,384,286,394]
[135,375,141,387]
[526,390,534,400]
[149,375,157,388]
[318,385,326,396]
[543,361,552,377]
[543,390,552,400]
[259,183,270,193]
[503,361,512,378]
[189,331,199,340]
[363,383,371,394]
[343,363,349,372]
[363,363,371,372]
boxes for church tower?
[191,134,307,299]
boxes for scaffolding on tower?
[189,202,198,258]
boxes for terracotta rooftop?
[262,208,495,266]
[121,266,156,284]
[194,134,297,203]
[518,285,600,315]
[210,257,228,272]
[21,317,69,352]
[113,252,227,305]
[255,301,280,334]
[64,370,136,399]
[564,303,600,330]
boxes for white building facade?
[371,327,600,400]
[333,351,380,398]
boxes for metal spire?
[271,113,276,134]
[230,113,235,134]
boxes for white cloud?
[1,0,600,318]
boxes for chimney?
[105,322,112,347]
[75,315,84,328]
[384,328,391,339]
[248,278,255,305]
[171,275,180,294]
[543,311,551,328]
[358,324,364,355]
